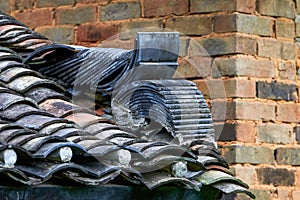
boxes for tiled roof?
[0,11,254,199]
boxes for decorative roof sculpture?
[0,11,254,199]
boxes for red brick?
[276,19,295,39]
[277,103,300,123]
[143,0,188,17]
[224,78,256,98]
[166,16,212,36]
[234,100,276,121]
[77,23,119,43]
[13,9,52,29]
[56,6,96,25]
[236,0,256,13]
[215,121,255,142]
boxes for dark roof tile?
[8,75,64,93]
[25,87,69,104]
[16,114,70,131]
[39,99,93,118]
[0,103,51,120]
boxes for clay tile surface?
[0,11,255,199]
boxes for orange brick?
[235,101,276,121]
[277,103,300,123]
[143,0,188,17]
[215,121,255,142]
[77,23,119,43]
[13,9,52,29]
[223,78,256,98]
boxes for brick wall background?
[2,0,300,199]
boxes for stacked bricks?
[4,0,300,199]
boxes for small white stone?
[171,161,188,178]
[118,149,131,166]
[59,147,73,162]
[3,149,17,168]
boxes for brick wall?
[3,0,300,199]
